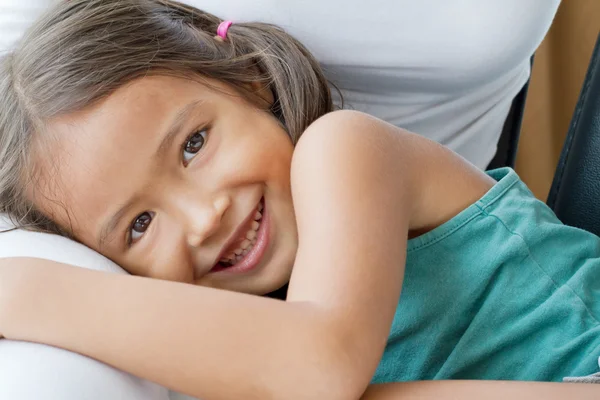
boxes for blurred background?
[517,0,600,199]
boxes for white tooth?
[251,221,260,231]
[227,253,236,260]
[234,247,243,255]
[246,230,257,240]
[242,249,249,256]
[236,255,242,261]
[241,239,251,250]
[251,238,256,245]
[254,211,262,220]
[258,202,263,212]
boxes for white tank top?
[0,0,561,168]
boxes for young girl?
[0,1,598,399]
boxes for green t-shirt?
[374,168,600,383]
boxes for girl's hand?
[361,380,600,400]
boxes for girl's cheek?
[125,226,192,283]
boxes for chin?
[195,254,293,296]
[230,261,293,296]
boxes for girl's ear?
[242,79,275,110]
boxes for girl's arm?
[361,380,599,400]
[0,110,493,400]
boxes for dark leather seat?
[547,33,600,236]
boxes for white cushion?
[0,0,198,396]
[0,0,59,54]
[0,218,197,400]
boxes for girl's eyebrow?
[153,99,205,163]
[98,201,135,250]
[96,99,205,250]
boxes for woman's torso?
[1,0,561,168]
[190,0,560,168]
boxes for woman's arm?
[0,111,494,400]
[361,380,599,400]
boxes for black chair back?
[547,33,600,236]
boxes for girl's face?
[36,76,298,295]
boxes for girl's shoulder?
[292,110,496,238]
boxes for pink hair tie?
[217,21,233,40]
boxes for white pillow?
[0,2,199,398]
[0,0,59,54]
[0,217,197,400]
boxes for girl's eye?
[183,129,208,165]
[130,212,153,243]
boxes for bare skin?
[361,380,599,400]
[0,76,596,399]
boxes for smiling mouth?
[210,198,269,274]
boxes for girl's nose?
[185,194,231,248]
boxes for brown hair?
[0,0,335,235]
